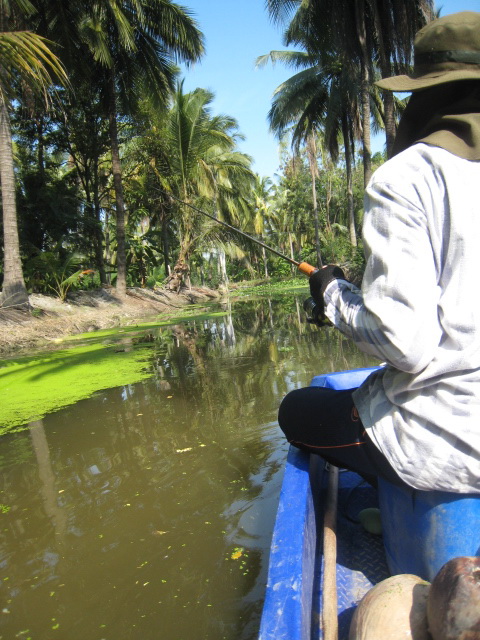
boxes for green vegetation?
[231,278,309,298]
[0,0,433,308]
[61,309,229,343]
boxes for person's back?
[352,141,480,492]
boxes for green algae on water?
[0,306,231,435]
[0,342,153,434]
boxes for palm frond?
[0,30,68,102]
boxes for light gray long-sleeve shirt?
[324,143,480,493]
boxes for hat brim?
[375,68,480,92]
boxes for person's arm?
[324,179,441,373]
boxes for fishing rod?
[159,190,317,277]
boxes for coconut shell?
[427,556,480,640]
[349,574,431,640]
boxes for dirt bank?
[0,285,220,358]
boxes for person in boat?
[278,11,480,493]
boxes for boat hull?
[260,367,480,639]
[259,446,390,639]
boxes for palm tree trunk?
[307,135,323,267]
[288,232,295,276]
[93,182,107,285]
[167,254,189,291]
[382,91,396,158]
[36,115,45,184]
[342,116,357,247]
[166,222,192,291]
[372,4,397,158]
[107,69,127,297]
[218,250,228,286]
[262,246,269,279]
[0,96,29,308]
[161,214,170,275]
[104,210,111,284]
[355,0,372,186]
[319,141,332,232]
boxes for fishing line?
[156,190,317,276]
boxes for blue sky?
[181,0,480,179]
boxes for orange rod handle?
[297,262,318,277]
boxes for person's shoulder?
[369,143,453,188]
[374,143,475,177]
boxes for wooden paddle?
[323,463,339,640]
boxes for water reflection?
[0,292,377,639]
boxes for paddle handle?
[323,464,339,640]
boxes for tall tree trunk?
[382,90,396,158]
[218,250,228,287]
[356,0,372,186]
[307,135,323,267]
[0,97,29,308]
[262,246,269,279]
[166,199,194,291]
[107,69,127,297]
[166,254,189,292]
[93,179,107,285]
[288,232,295,276]
[342,116,357,247]
[104,210,111,284]
[166,225,191,292]
[372,4,397,158]
[161,214,170,275]
[319,141,332,232]
[36,115,45,184]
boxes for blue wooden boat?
[259,367,480,640]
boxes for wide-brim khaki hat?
[376,11,480,92]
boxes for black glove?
[309,265,346,303]
[307,265,346,325]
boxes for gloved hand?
[309,265,346,303]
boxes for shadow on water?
[0,291,378,640]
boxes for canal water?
[0,290,377,640]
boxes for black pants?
[278,386,407,487]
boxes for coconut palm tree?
[265,0,433,159]
[269,175,309,275]
[34,0,204,297]
[258,48,361,248]
[86,0,204,296]
[0,3,68,308]
[161,83,255,290]
[371,0,434,155]
[266,0,374,184]
[251,175,274,278]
